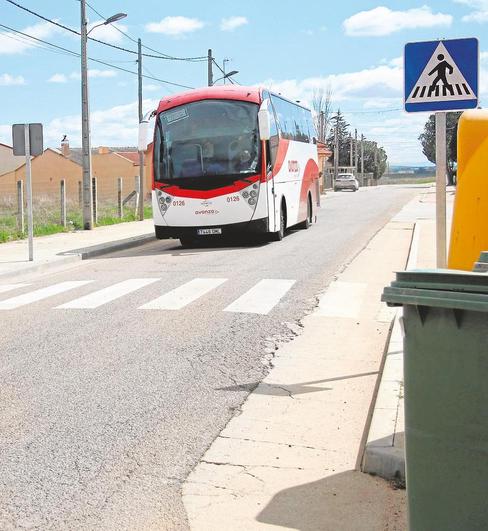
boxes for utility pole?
[360,134,364,176]
[354,128,358,173]
[80,0,93,230]
[333,121,339,181]
[349,134,353,167]
[374,141,378,180]
[137,38,144,221]
[207,49,213,86]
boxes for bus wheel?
[270,203,286,241]
[297,195,312,230]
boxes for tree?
[362,140,388,180]
[418,111,461,185]
[326,110,352,166]
[311,86,332,142]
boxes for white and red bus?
[147,85,320,246]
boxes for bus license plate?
[197,228,222,235]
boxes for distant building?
[0,142,25,176]
[0,136,152,203]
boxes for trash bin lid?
[382,269,488,312]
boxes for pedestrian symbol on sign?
[406,42,476,105]
[428,54,454,96]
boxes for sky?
[1,0,487,166]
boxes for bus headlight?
[240,182,259,209]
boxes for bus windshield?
[154,99,261,185]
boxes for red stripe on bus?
[154,175,261,199]
[298,158,320,219]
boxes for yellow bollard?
[448,109,488,271]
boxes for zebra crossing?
[0,277,296,315]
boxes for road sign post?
[12,123,43,262]
[404,38,479,268]
[435,112,447,268]
[24,125,34,261]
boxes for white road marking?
[139,278,227,310]
[0,281,93,310]
[0,283,30,294]
[57,278,160,309]
[224,279,296,315]
[314,281,367,319]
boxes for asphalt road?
[0,186,419,530]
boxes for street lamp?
[80,0,127,229]
[213,70,239,85]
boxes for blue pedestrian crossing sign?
[404,38,478,112]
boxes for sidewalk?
[0,219,155,279]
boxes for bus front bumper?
[154,217,269,240]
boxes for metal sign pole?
[24,124,34,261]
[435,111,447,268]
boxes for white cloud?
[454,0,488,22]
[69,69,117,80]
[145,16,204,36]
[87,20,128,44]
[0,99,161,149]
[0,21,57,55]
[220,16,248,31]
[481,51,488,62]
[343,6,452,36]
[260,63,403,106]
[48,73,68,83]
[144,84,161,92]
[0,73,26,86]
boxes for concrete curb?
[360,220,422,481]
[0,233,155,280]
[362,311,405,481]
[61,233,155,259]
[0,254,82,281]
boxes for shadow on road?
[96,235,273,259]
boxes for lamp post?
[213,70,239,85]
[80,0,126,229]
[223,58,229,85]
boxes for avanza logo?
[288,160,300,173]
[195,209,219,215]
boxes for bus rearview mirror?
[258,102,271,141]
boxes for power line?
[0,22,194,89]
[84,0,207,61]
[4,0,207,62]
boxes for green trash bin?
[382,269,488,531]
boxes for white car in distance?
[334,173,359,192]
